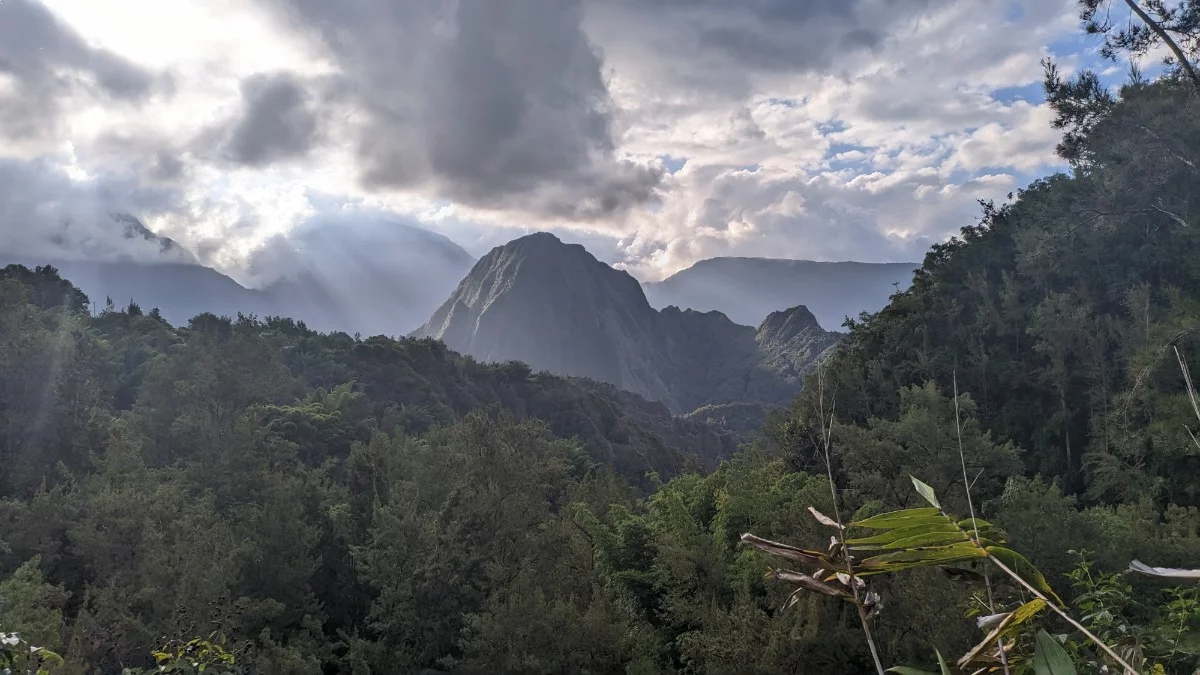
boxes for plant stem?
[987,555,1140,674]
[816,366,886,675]
[953,372,1010,675]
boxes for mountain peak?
[414,231,666,402]
[415,235,842,414]
[758,305,822,337]
[511,231,563,245]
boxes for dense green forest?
[6,24,1200,675]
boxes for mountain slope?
[0,258,265,324]
[415,233,841,413]
[2,219,476,335]
[644,257,918,329]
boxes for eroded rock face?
[415,232,842,413]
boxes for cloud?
[256,0,662,221]
[0,0,159,156]
[0,158,194,263]
[588,0,930,90]
[216,71,321,167]
[2,0,1096,284]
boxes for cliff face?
[415,232,842,413]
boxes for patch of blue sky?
[990,81,1046,104]
[659,155,687,174]
[816,120,848,135]
[826,141,874,169]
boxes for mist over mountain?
[2,214,475,335]
[249,214,476,335]
[644,257,918,329]
[414,232,840,414]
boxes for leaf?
[880,530,972,550]
[1129,559,1200,579]
[935,649,951,675]
[769,569,852,599]
[939,566,985,582]
[886,668,939,675]
[807,506,844,529]
[851,508,944,529]
[987,546,1064,605]
[780,586,806,612]
[847,522,962,547]
[959,599,1047,668]
[911,476,940,508]
[1032,629,1076,675]
[957,518,993,529]
[835,571,865,589]
[859,543,987,572]
[740,533,840,572]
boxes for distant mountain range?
[413,232,841,414]
[2,216,476,336]
[644,257,918,329]
[5,220,914,416]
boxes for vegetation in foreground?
[5,3,1200,673]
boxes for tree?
[1078,0,1200,88]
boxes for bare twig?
[953,372,1010,675]
[1151,202,1191,228]
[1173,346,1200,445]
[816,365,886,675]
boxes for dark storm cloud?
[221,72,321,167]
[0,0,157,147]
[585,0,931,93]
[257,0,661,220]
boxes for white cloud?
[1,0,1097,282]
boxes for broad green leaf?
[886,668,939,675]
[848,522,962,546]
[986,546,1064,605]
[958,518,993,529]
[1032,629,1076,675]
[880,530,972,550]
[911,476,940,508]
[851,508,943,529]
[860,543,987,571]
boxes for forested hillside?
[416,232,840,414]
[4,34,1200,675]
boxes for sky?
[0,0,1137,284]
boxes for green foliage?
[4,64,1200,672]
[0,631,64,675]
[1065,551,1200,673]
[0,558,68,656]
[1033,629,1076,675]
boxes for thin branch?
[1174,345,1200,450]
[953,372,1010,675]
[816,365,886,675]
[1123,0,1200,88]
[1151,202,1191,228]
